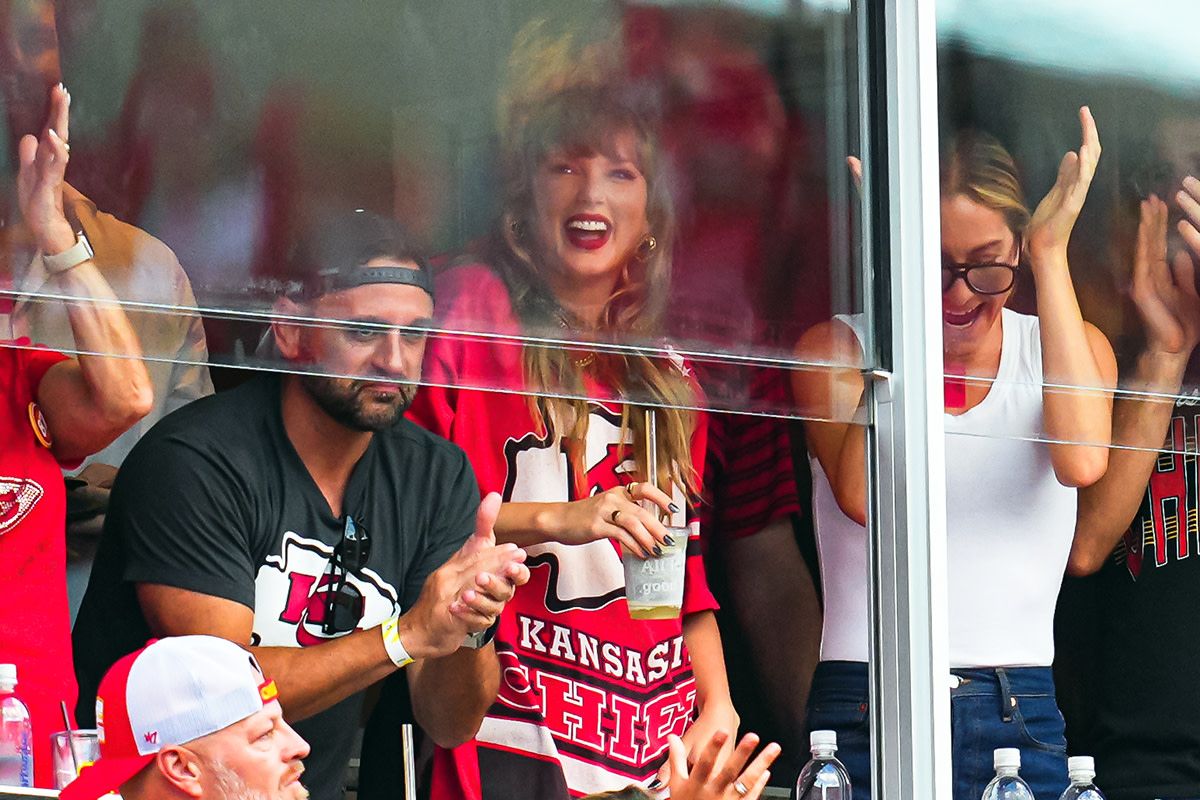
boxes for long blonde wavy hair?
[491,70,700,500]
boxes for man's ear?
[272,297,307,361]
[157,747,204,798]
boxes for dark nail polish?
[668,503,680,514]
[653,545,663,557]
[663,535,676,547]
[647,779,663,791]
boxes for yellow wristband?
[380,614,414,668]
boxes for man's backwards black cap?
[287,210,434,301]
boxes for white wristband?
[380,614,414,668]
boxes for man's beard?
[210,761,307,800]
[299,374,414,432]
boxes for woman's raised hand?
[1178,176,1200,264]
[554,481,678,558]
[1026,106,1102,265]
[663,731,780,800]
[16,83,75,254]
[1130,193,1200,359]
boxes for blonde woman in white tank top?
[792,109,1117,800]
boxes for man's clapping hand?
[399,493,529,659]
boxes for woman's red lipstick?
[565,214,611,251]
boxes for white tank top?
[811,308,1078,667]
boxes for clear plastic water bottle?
[981,748,1034,800]
[795,729,852,799]
[1058,756,1105,800]
[0,664,33,787]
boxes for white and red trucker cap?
[61,636,280,800]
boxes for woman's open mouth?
[565,214,612,251]
[943,305,983,328]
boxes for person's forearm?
[1032,253,1113,482]
[496,502,564,547]
[1070,350,1188,575]
[683,610,734,716]
[727,520,821,738]
[410,645,499,747]
[54,260,153,428]
[251,602,485,722]
[251,631,396,722]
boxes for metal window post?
[864,0,951,798]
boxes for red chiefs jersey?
[0,339,77,788]
[410,264,718,799]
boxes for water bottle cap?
[810,730,838,750]
[993,748,1021,770]
[1067,755,1095,778]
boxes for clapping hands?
[662,731,781,800]
[1026,106,1102,266]
[1130,191,1200,359]
[16,83,75,255]
[404,493,529,659]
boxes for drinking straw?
[644,408,659,521]
[60,700,80,775]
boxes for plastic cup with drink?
[622,409,688,620]
[52,729,100,790]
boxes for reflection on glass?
[2,1,868,420]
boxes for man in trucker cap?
[62,635,309,800]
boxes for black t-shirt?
[72,375,479,800]
[1089,402,1200,799]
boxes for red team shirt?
[409,264,718,799]
[0,339,78,788]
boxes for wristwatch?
[42,231,94,275]
[461,620,499,650]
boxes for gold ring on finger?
[626,481,637,498]
[610,509,621,524]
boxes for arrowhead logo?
[0,476,44,536]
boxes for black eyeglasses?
[942,235,1022,296]
[322,515,372,635]
[941,260,1020,295]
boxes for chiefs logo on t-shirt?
[0,476,45,536]
[251,531,400,647]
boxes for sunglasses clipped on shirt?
[322,514,373,635]
[941,236,1022,296]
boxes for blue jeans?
[802,663,1068,800]
[804,661,872,800]
[950,667,1067,800]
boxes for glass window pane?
[1,3,877,799]
[936,2,1200,796]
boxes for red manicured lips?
[565,214,612,250]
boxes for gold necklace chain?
[555,311,596,369]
